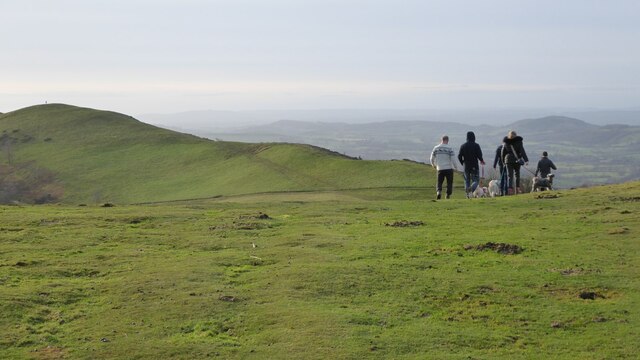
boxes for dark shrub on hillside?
[0,162,63,204]
[34,194,56,204]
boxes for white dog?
[488,180,500,197]
[472,186,488,198]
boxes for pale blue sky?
[1,0,639,115]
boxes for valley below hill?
[198,116,640,189]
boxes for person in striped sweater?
[430,135,460,200]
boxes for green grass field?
[0,104,437,204]
[2,104,639,358]
[1,182,638,359]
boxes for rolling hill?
[0,104,438,204]
[201,117,640,188]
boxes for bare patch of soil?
[234,222,270,230]
[554,267,601,276]
[579,291,605,300]
[385,220,424,227]
[128,216,152,224]
[32,346,66,359]
[219,295,238,302]
[608,227,629,235]
[464,242,523,255]
[240,212,271,220]
[612,196,640,202]
[535,193,559,199]
[472,285,497,294]
[560,268,583,276]
[209,221,271,230]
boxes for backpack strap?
[509,144,518,159]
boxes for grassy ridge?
[0,182,638,359]
[210,117,640,188]
[0,104,441,204]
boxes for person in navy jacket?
[458,131,485,197]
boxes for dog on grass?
[472,186,488,198]
[487,180,500,197]
[532,173,555,192]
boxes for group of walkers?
[429,130,556,199]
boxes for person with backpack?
[501,130,528,195]
[535,151,557,178]
[458,131,485,198]
[430,135,459,199]
[493,143,508,196]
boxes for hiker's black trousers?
[506,163,521,192]
[437,169,454,196]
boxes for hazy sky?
[2,0,639,115]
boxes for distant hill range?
[139,108,640,129]
[0,104,435,204]
[198,116,640,188]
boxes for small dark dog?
[532,174,554,192]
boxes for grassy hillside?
[205,117,640,188]
[0,182,638,359]
[0,104,440,204]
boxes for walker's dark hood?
[503,135,523,144]
[466,131,476,142]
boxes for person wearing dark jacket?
[493,144,508,196]
[535,151,557,178]
[458,131,485,197]
[501,130,528,195]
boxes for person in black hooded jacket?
[501,130,528,195]
[458,131,485,197]
[493,144,508,196]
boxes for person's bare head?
[441,135,449,144]
[508,130,517,139]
